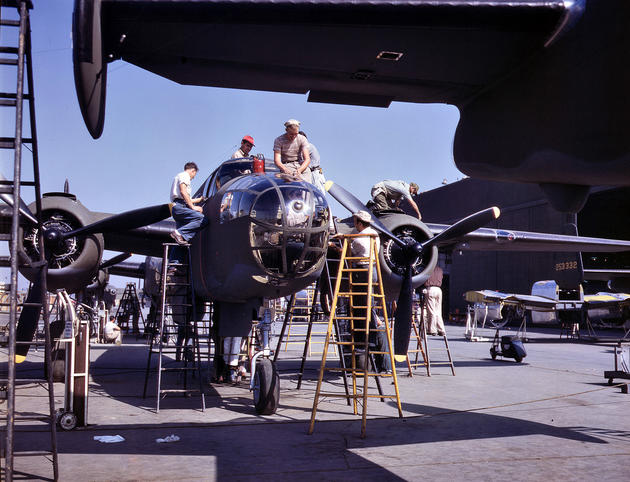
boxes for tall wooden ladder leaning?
[114,282,145,334]
[308,233,403,438]
[0,2,58,479]
[142,243,205,412]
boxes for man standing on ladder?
[169,162,208,246]
[329,210,391,373]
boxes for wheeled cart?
[604,342,629,393]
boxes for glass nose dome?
[247,176,329,277]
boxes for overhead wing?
[428,224,630,253]
[95,0,567,106]
[76,0,630,197]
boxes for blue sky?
[1,1,465,287]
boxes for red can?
[252,157,265,173]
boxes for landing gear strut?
[250,309,280,414]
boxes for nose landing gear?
[250,309,280,414]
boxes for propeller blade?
[325,181,405,247]
[0,172,38,224]
[393,265,414,362]
[0,192,38,225]
[63,204,172,238]
[15,274,45,363]
[100,252,133,270]
[423,207,500,249]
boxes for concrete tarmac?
[3,324,630,481]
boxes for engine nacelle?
[324,212,438,303]
[376,213,438,299]
[20,194,104,293]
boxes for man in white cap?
[231,135,255,159]
[273,119,312,182]
[346,211,391,373]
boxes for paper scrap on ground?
[156,434,180,443]
[94,435,125,443]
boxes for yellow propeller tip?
[15,354,26,364]
[492,206,501,218]
[394,354,407,363]
[324,180,334,192]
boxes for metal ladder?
[418,293,455,376]
[275,287,314,353]
[142,243,205,412]
[114,282,144,334]
[405,301,430,376]
[308,233,402,438]
[0,2,58,479]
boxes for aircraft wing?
[96,0,565,106]
[106,260,147,279]
[583,292,630,308]
[77,0,630,198]
[464,289,558,311]
[427,224,630,253]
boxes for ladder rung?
[0,136,34,147]
[0,47,19,54]
[159,389,202,394]
[0,92,31,99]
[0,179,36,186]
[13,451,55,457]
[0,99,17,107]
[0,58,18,66]
[13,414,53,422]
[0,19,20,27]
[0,233,11,241]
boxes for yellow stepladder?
[308,233,403,438]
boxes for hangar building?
[415,179,630,315]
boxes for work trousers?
[311,167,326,193]
[223,337,242,367]
[372,192,392,211]
[283,161,313,183]
[172,202,209,241]
[424,286,445,335]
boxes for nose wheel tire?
[253,358,280,415]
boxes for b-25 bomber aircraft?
[6,155,630,412]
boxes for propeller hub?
[43,227,63,246]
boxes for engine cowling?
[19,193,104,293]
[321,212,439,311]
[377,213,438,299]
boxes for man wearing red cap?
[231,135,255,159]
